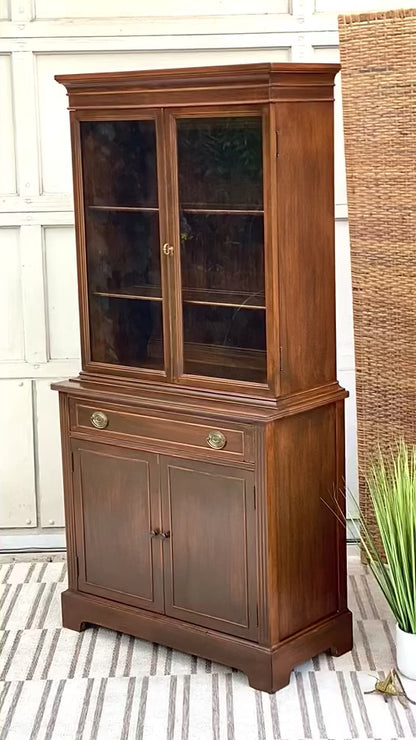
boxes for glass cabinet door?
[80,118,165,371]
[175,115,266,384]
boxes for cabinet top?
[55,62,340,104]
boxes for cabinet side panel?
[276,101,336,394]
[58,393,78,589]
[275,404,343,640]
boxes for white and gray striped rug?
[1,555,416,740]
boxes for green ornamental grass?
[353,441,416,635]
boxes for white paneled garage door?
[3,0,405,549]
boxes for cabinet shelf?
[93,286,265,310]
[87,205,262,216]
[183,342,266,383]
[183,287,265,310]
[184,341,265,368]
[93,286,162,301]
[88,205,159,213]
[181,207,264,216]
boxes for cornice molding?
[56,62,340,107]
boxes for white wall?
[3,0,397,549]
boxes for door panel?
[72,440,163,612]
[170,111,267,384]
[161,457,257,639]
[79,115,168,374]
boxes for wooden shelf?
[88,205,159,213]
[183,342,266,383]
[181,207,263,216]
[93,286,265,309]
[183,287,265,310]
[93,285,162,301]
[184,341,265,369]
[88,205,262,216]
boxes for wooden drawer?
[69,399,254,462]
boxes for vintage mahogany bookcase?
[53,63,352,693]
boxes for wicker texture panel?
[338,10,416,553]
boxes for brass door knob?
[90,411,109,429]
[206,430,226,450]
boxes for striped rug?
[1,555,415,739]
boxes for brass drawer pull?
[90,411,109,429]
[206,430,226,450]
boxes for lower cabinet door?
[160,457,258,639]
[72,440,164,612]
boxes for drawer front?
[69,400,253,462]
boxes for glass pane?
[89,297,163,368]
[178,117,263,209]
[177,116,266,383]
[81,120,164,370]
[183,305,266,383]
[81,120,158,207]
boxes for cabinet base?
[62,590,352,693]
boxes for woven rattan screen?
[338,10,416,554]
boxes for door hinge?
[75,555,79,578]
[275,131,279,158]
[253,484,256,510]
[279,346,283,373]
[256,604,259,626]
[71,452,75,474]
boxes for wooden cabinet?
[54,63,352,693]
